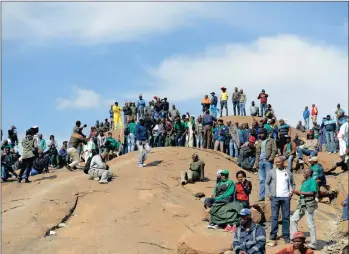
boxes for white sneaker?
[99,180,108,184]
[328,152,332,155]
[207,223,219,229]
[137,164,143,168]
[142,163,147,167]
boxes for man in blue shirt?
[324,115,337,154]
[135,118,151,167]
[303,106,310,131]
[136,94,146,121]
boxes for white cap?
[216,169,223,177]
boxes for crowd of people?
[2,86,349,253]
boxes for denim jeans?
[270,197,291,240]
[290,208,317,247]
[287,155,294,170]
[128,133,135,152]
[210,105,217,118]
[196,136,203,148]
[304,118,310,130]
[260,103,267,117]
[326,131,335,153]
[233,101,240,116]
[258,160,273,200]
[343,203,349,221]
[136,140,151,165]
[229,139,239,158]
[239,102,246,116]
[297,148,318,159]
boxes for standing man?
[162,97,170,119]
[290,168,318,250]
[220,87,228,117]
[239,89,247,116]
[227,120,240,158]
[278,119,291,155]
[136,94,146,120]
[18,129,36,183]
[310,104,318,127]
[122,102,132,127]
[202,110,216,149]
[210,92,218,118]
[323,115,337,154]
[232,87,241,116]
[67,130,87,171]
[303,106,310,131]
[257,89,268,117]
[254,127,277,201]
[169,104,180,122]
[213,119,229,152]
[338,117,349,160]
[135,118,151,168]
[265,156,295,246]
[112,102,123,130]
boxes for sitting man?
[308,157,326,188]
[45,143,59,168]
[32,149,50,174]
[58,141,68,168]
[105,132,119,160]
[233,208,266,254]
[180,153,205,185]
[276,231,314,254]
[297,133,318,164]
[88,152,113,184]
[237,136,256,171]
[1,147,19,181]
[283,135,297,171]
[296,121,306,132]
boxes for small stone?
[49,230,56,236]
[58,223,66,228]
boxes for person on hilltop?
[323,115,337,154]
[282,135,297,171]
[213,119,229,152]
[250,101,259,117]
[290,168,318,250]
[310,104,318,126]
[195,116,204,148]
[265,156,295,247]
[122,102,132,127]
[201,95,211,113]
[254,127,278,201]
[8,125,18,147]
[296,121,306,133]
[67,127,87,171]
[109,105,114,130]
[18,129,37,183]
[136,94,146,120]
[276,232,315,254]
[257,89,269,117]
[232,208,266,253]
[210,92,218,118]
[303,106,310,131]
[161,97,170,119]
[239,89,247,116]
[202,110,216,149]
[278,119,291,155]
[232,87,241,116]
[237,135,256,171]
[112,102,123,130]
[227,120,240,158]
[180,153,205,185]
[169,104,180,122]
[220,87,229,117]
[135,118,151,168]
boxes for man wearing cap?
[282,136,297,170]
[233,208,266,254]
[265,156,295,246]
[308,157,326,189]
[112,102,123,130]
[210,92,218,118]
[220,87,229,117]
[88,152,112,184]
[257,89,268,117]
[237,136,256,171]
[136,94,146,120]
[290,168,318,250]
[232,87,241,116]
[276,232,314,254]
[254,127,277,201]
[180,153,205,185]
[278,119,291,155]
[323,115,337,154]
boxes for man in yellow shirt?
[220,87,229,117]
[112,102,123,130]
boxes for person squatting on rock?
[180,153,205,185]
[88,152,112,184]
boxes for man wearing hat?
[210,92,218,118]
[219,87,228,117]
[233,208,266,253]
[275,232,314,254]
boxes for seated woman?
[205,170,243,231]
[235,170,252,208]
[180,153,205,185]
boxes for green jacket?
[214,179,235,201]
[21,136,35,160]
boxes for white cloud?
[143,34,348,126]
[2,2,214,45]
[56,86,102,110]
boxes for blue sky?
[2,2,348,145]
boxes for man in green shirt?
[174,116,187,147]
[290,168,318,250]
[180,153,205,185]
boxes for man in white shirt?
[338,117,349,157]
[88,153,112,184]
[265,156,295,246]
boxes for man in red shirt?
[311,104,318,126]
[276,232,314,254]
[257,89,268,117]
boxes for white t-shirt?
[276,168,290,198]
[338,122,348,142]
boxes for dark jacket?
[135,124,148,141]
[162,101,169,111]
[33,156,49,173]
[202,114,216,126]
[254,138,277,167]
[68,133,86,149]
[123,106,132,116]
[211,96,218,106]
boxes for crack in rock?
[2,205,24,213]
[138,241,174,251]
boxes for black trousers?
[279,136,287,155]
[19,157,34,179]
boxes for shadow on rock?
[147,160,163,167]
[34,175,58,182]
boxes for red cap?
[221,86,227,90]
[248,136,256,144]
[292,232,306,240]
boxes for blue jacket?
[303,109,310,120]
[136,99,146,109]
[135,123,148,141]
[233,222,266,254]
[324,119,336,132]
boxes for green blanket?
[209,201,244,226]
